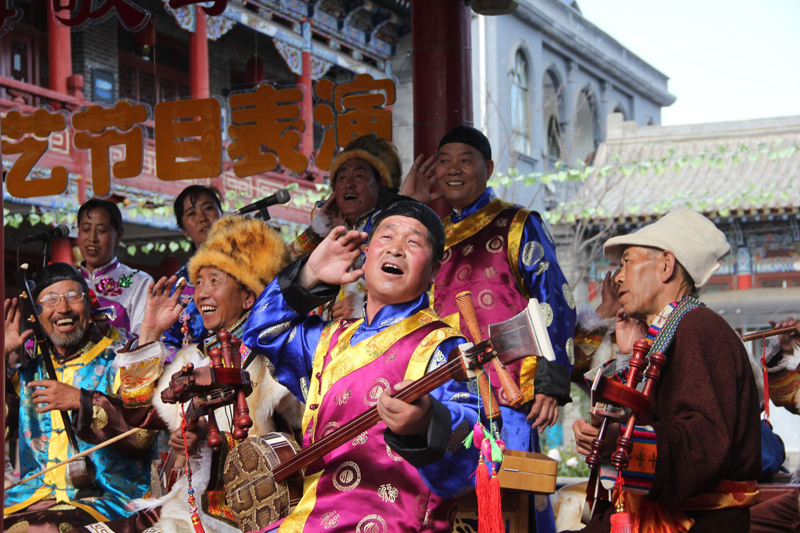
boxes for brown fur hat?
[329,134,402,189]
[188,216,290,295]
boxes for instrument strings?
[227,353,469,497]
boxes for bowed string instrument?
[14,264,96,492]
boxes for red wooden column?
[298,21,314,160]
[411,0,473,215]
[736,246,753,290]
[190,7,209,99]
[47,0,72,95]
[47,4,77,253]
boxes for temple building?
[1,0,410,279]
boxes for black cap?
[438,125,492,160]
[370,201,445,262]
[33,263,89,299]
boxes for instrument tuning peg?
[19,292,27,299]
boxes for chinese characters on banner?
[1,74,396,199]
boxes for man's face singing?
[334,159,380,226]
[435,142,495,211]
[194,267,254,333]
[364,215,440,308]
[38,280,91,350]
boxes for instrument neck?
[272,353,465,482]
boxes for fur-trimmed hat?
[188,216,290,294]
[329,135,402,189]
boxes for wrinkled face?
[436,142,494,210]
[194,267,254,333]
[78,208,121,271]
[38,280,91,350]
[334,159,380,225]
[364,216,440,308]
[181,193,222,247]
[614,246,662,321]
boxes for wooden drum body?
[224,432,303,531]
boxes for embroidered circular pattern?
[320,421,340,438]
[483,266,498,279]
[357,515,387,533]
[566,338,575,365]
[333,461,362,491]
[522,241,544,267]
[320,511,340,529]
[442,249,452,264]
[462,244,475,256]
[486,236,505,254]
[364,378,390,406]
[563,283,575,309]
[455,265,472,284]
[386,444,403,462]
[539,302,553,327]
[477,289,496,310]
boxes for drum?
[223,432,303,531]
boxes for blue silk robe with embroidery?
[5,339,152,521]
[243,280,498,499]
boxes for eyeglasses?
[39,291,85,308]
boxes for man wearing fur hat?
[109,216,302,533]
[4,263,155,532]
[244,201,496,532]
[571,209,761,533]
[290,134,436,320]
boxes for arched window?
[612,104,627,120]
[574,87,601,165]
[511,49,530,154]
[543,70,564,161]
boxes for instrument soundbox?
[222,300,553,531]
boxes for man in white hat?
[572,209,761,533]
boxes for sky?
[575,0,800,126]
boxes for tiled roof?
[567,114,800,223]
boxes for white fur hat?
[603,209,730,288]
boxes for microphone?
[21,224,70,244]
[235,189,291,215]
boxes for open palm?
[399,154,441,204]
[303,227,368,287]
[5,298,32,356]
[139,276,186,344]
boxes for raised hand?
[299,227,368,289]
[5,298,33,356]
[595,269,621,319]
[615,307,648,355]
[139,276,187,345]
[399,154,441,204]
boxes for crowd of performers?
[3,126,798,533]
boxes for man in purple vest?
[244,201,494,532]
[431,126,576,532]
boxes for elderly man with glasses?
[4,263,156,532]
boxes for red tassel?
[610,511,632,533]
[191,511,206,533]
[488,466,504,533]
[476,457,492,533]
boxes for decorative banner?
[50,0,151,33]
[313,73,396,171]
[0,74,396,199]
[228,84,308,177]
[0,0,27,38]
[154,97,223,181]
[1,108,68,198]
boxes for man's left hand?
[399,154,441,204]
[29,380,81,413]
[378,380,432,436]
[526,393,559,433]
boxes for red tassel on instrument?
[610,473,631,533]
[191,511,206,533]
[488,465,504,533]
[476,456,492,533]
